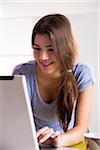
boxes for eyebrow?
[33,44,52,47]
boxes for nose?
[39,50,49,60]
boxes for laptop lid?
[0,75,39,150]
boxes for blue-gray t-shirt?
[12,60,95,132]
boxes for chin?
[38,63,60,76]
[39,63,54,73]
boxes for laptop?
[0,75,78,150]
[0,75,39,150]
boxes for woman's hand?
[36,126,55,144]
[51,132,65,147]
[36,126,65,147]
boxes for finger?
[51,131,60,138]
[39,128,54,143]
[36,126,49,137]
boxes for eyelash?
[34,48,41,51]
[33,47,54,52]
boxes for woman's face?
[33,34,61,76]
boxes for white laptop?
[0,75,78,150]
[0,75,39,150]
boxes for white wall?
[0,1,99,135]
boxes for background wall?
[0,1,99,136]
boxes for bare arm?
[51,85,94,147]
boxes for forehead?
[34,34,51,46]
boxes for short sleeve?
[12,64,24,75]
[12,60,34,76]
[12,61,35,102]
[73,63,96,93]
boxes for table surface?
[41,148,78,150]
[40,141,86,150]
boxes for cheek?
[33,51,39,59]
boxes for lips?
[40,62,54,67]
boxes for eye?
[48,48,54,51]
[34,47,41,51]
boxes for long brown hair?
[31,14,78,131]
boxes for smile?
[40,62,54,67]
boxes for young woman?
[13,14,95,148]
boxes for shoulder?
[72,62,96,92]
[12,60,36,101]
[12,60,35,75]
[73,62,94,77]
